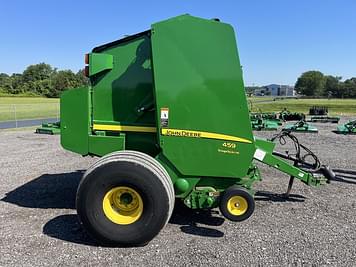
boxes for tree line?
[246,71,356,98]
[0,63,88,98]
[295,71,356,98]
[1,64,355,98]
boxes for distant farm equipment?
[309,106,328,116]
[335,120,356,134]
[35,122,60,135]
[279,109,305,121]
[283,120,318,133]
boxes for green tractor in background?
[60,15,332,246]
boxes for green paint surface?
[151,15,255,178]
[60,15,326,203]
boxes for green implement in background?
[309,116,340,123]
[283,120,318,133]
[279,109,305,121]
[35,121,61,135]
[250,112,281,131]
[335,120,356,134]
[251,119,279,131]
[60,15,331,246]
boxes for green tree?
[1,63,89,97]
[49,70,82,97]
[21,79,52,96]
[10,74,25,94]
[22,63,53,83]
[342,78,356,98]
[0,73,12,93]
[76,69,89,86]
[324,75,342,97]
[295,71,326,96]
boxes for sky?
[0,0,355,86]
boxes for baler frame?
[60,15,330,246]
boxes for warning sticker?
[160,108,169,127]
[253,148,266,161]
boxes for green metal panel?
[151,15,255,178]
[88,135,125,156]
[60,87,90,155]
[89,53,113,76]
[91,33,155,127]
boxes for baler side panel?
[60,87,90,155]
[88,32,159,156]
[91,34,155,127]
[151,15,255,178]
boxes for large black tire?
[219,186,255,222]
[76,150,175,246]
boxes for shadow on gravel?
[43,214,98,246]
[43,202,226,247]
[169,202,225,238]
[1,171,84,209]
[255,191,306,202]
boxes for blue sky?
[0,0,355,85]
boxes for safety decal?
[160,108,169,127]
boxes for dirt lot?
[1,118,355,266]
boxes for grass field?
[247,96,275,102]
[0,97,59,121]
[249,98,356,115]
[0,96,355,122]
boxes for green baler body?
[61,15,324,208]
[62,15,253,177]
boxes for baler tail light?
[84,53,90,77]
[85,53,89,65]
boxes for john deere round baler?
[60,15,331,246]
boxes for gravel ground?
[0,117,355,266]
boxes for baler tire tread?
[219,186,255,222]
[83,150,175,224]
[76,150,175,246]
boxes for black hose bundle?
[269,130,356,184]
[269,130,321,171]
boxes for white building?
[255,84,295,96]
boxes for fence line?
[0,103,60,128]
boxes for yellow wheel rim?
[102,186,143,225]
[227,196,248,216]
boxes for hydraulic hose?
[270,130,321,171]
[270,130,355,183]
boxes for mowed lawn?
[0,97,59,121]
[0,96,355,122]
[250,98,356,115]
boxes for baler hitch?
[269,131,335,197]
[328,168,356,184]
